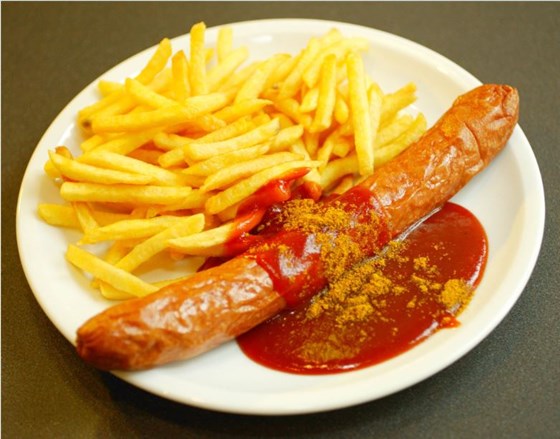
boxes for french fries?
[40,21,425,302]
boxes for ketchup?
[237,202,488,374]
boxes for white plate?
[17,19,545,415]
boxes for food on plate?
[38,22,425,301]
[75,84,519,370]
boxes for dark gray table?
[3,2,559,438]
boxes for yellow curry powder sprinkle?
[261,198,382,283]
[305,237,473,328]
[256,198,474,331]
[439,279,472,313]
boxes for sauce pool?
[237,202,487,374]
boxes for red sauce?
[247,186,391,307]
[237,202,487,374]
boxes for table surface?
[3,2,559,438]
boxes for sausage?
[76,84,519,370]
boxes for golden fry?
[168,221,236,255]
[113,214,205,273]
[189,22,208,96]
[66,245,158,297]
[310,54,337,133]
[213,98,271,123]
[205,160,319,214]
[201,151,303,192]
[171,50,191,102]
[183,144,270,177]
[81,215,191,244]
[346,51,373,176]
[92,93,228,133]
[185,118,280,161]
[374,113,426,167]
[49,150,153,185]
[38,204,129,229]
[135,38,173,85]
[207,46,249,91]
[379,83,417,127]
[319,155,359,190]
[217,26,233,62]
[60,182,192,205]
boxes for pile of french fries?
[38,22,426,300]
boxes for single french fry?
[213,98,272,123]
[90,239,136,291]
[72,202,99,234]
[316,130,339,169]
[78,90,126,130]
[169,208,264,255]
[346,51,373,176]
[374,114,414,148]
[168,222,234,255]
[99,282,136,300]
[98,80,124,97]
[379,82,417,127]
[49,150,153,185]
[234,54,286,104]
[87,95,137,128]
[368,82,383,157]
[185,118,280,161]
[92,130,158,155]
[157,146,189,169]
[44,158,61,179]
[217,26,233,62]
[145,190,211,217]
[60,182,192,205]
[188,22,208,96]
[38,204,129,229]
[270,124,304,152]
[201,151,303,192]
[303,131,320,157]
[80,134,107,152]
[330,175,354,195]
[289,139,322,184]
[171,50,191,102]
[183,143,270,176]
[319,154,359,190]
[278,37,322,99]
[207,46,249,91]
[334,91,350,125]
[193,114,256,143]
[125,77,177,109]
[218,60,260,92]
[302,36,369,88]
[177,115,257,164]
[205,160,319,214]
[331,133,353,158]
[153,132,193,151]
[92,93,228,133]
[114,214,205,273]
[310,54,337,133]
[299,87,319,113]
[66,244,158,297]
[374,113,427,167]
[80,150,190,186]
[261,53,293,91]
[135,38,173,85]
[81,215,196,244]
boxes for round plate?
[16,19,545,415]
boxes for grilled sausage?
[76,84,519,370]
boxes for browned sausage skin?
[77,258,285,370]
[76,84,519,371]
